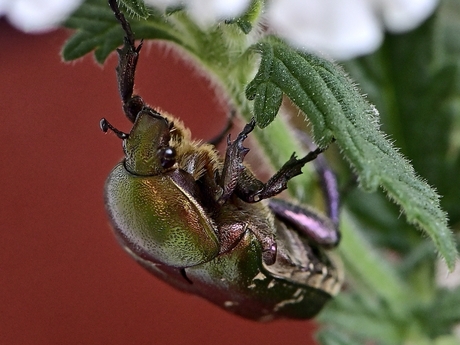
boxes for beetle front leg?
[218,119,328,204]
[109,0,145,123]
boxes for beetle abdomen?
[187,221,342,320]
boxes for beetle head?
[123,109,176,176]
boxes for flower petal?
[145,0,250,26]
[376,0,439,33]
[3,0,82,33]
[188,0,250,26]
[266,0,383,60]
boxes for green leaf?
[246,38,457,270]
[344,5,460,226]
[118,0,150,19]
[62,0,182,63]
[62,0,121,63]
[252,83,283,127]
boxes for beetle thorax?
[124,110,172,176]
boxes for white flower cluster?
[146,0,439,60]
[0,0,439,59]
[0,0,83,33]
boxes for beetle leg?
[219,222,277,265]
[268,130,340,246]
[236,147,325,203]
[312,153,340,228]
[295,132,340,228]
[217,119,255,204]
[268,199,340,247]
[216,200,277,265]
[109,0,145,123]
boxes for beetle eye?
[159,146,176,169]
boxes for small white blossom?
[378,0,439,32]
[144,0,250,27]
[266,0,439,60]
[0,0,83,33]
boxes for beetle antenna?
[100,118,129,139]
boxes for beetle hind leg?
[268,199,340,247]
[312,151,340,228]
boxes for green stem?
[339,210,411,319]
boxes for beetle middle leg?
[242,148,325,203]
[218,119,329,204]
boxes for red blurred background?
[0,19,318,345]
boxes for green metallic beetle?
[101,0,343,321]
